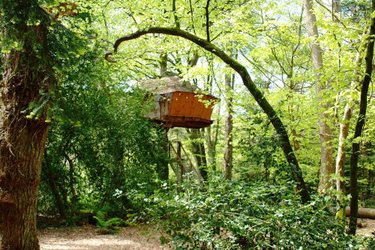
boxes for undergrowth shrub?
[138,177,361,249]
[93,207,123,234]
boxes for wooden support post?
[157,127,169,181]
[177,141,183,183]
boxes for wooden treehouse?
[141,77,217,129]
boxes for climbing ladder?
[168,141,204,185]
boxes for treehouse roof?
[140,76,203,95]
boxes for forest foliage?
[1,0,375,249]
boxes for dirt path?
[38,224,170,250]
[37,220,374,250]
[0,220,374,249]
[357,218,375,237]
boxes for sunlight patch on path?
[38,225,169,250]
[41,237,145,250]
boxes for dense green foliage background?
[16,0,375,248]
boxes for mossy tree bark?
[0,1,55,249]
[223,73,234,180]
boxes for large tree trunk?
[0,124,49,250]
[0,1,54,249]
[223,73,234,180]
[348,0,375,234]
[303,0,335,193]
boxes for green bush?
[142,178,360,249]
[94,208,123,234]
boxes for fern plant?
[94,210,122,234]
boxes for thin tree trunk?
[156,55,171,181]
[223,73,234,180]
[176,141,184,183]
[335,104,352,193]
[0,1,55,249]
[160,53,168,77]
[331,0,350,194]
[43,158,67,219]
[304,0,335,193]
[205,126,216,169]
[65,153,78,209]
[190,128,208,181]
[204,75,217,170]
[332,0,341,19]
[157,128,169,181]
[291,129,300,151]
[169,141,184,184]
[348,0,375,234]
[335,49,362,194]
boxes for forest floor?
[37,219,374,249]
[38,224,170,250]
[36,221,375,250]
[0,220,374,249]
[357,218,375,237]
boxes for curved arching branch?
[104,52,117,63]
[111,27,310,203]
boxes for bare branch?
[314,0,347,28]
[188,0,196,34]
[205,0,211,42]
[172,0,180,28]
